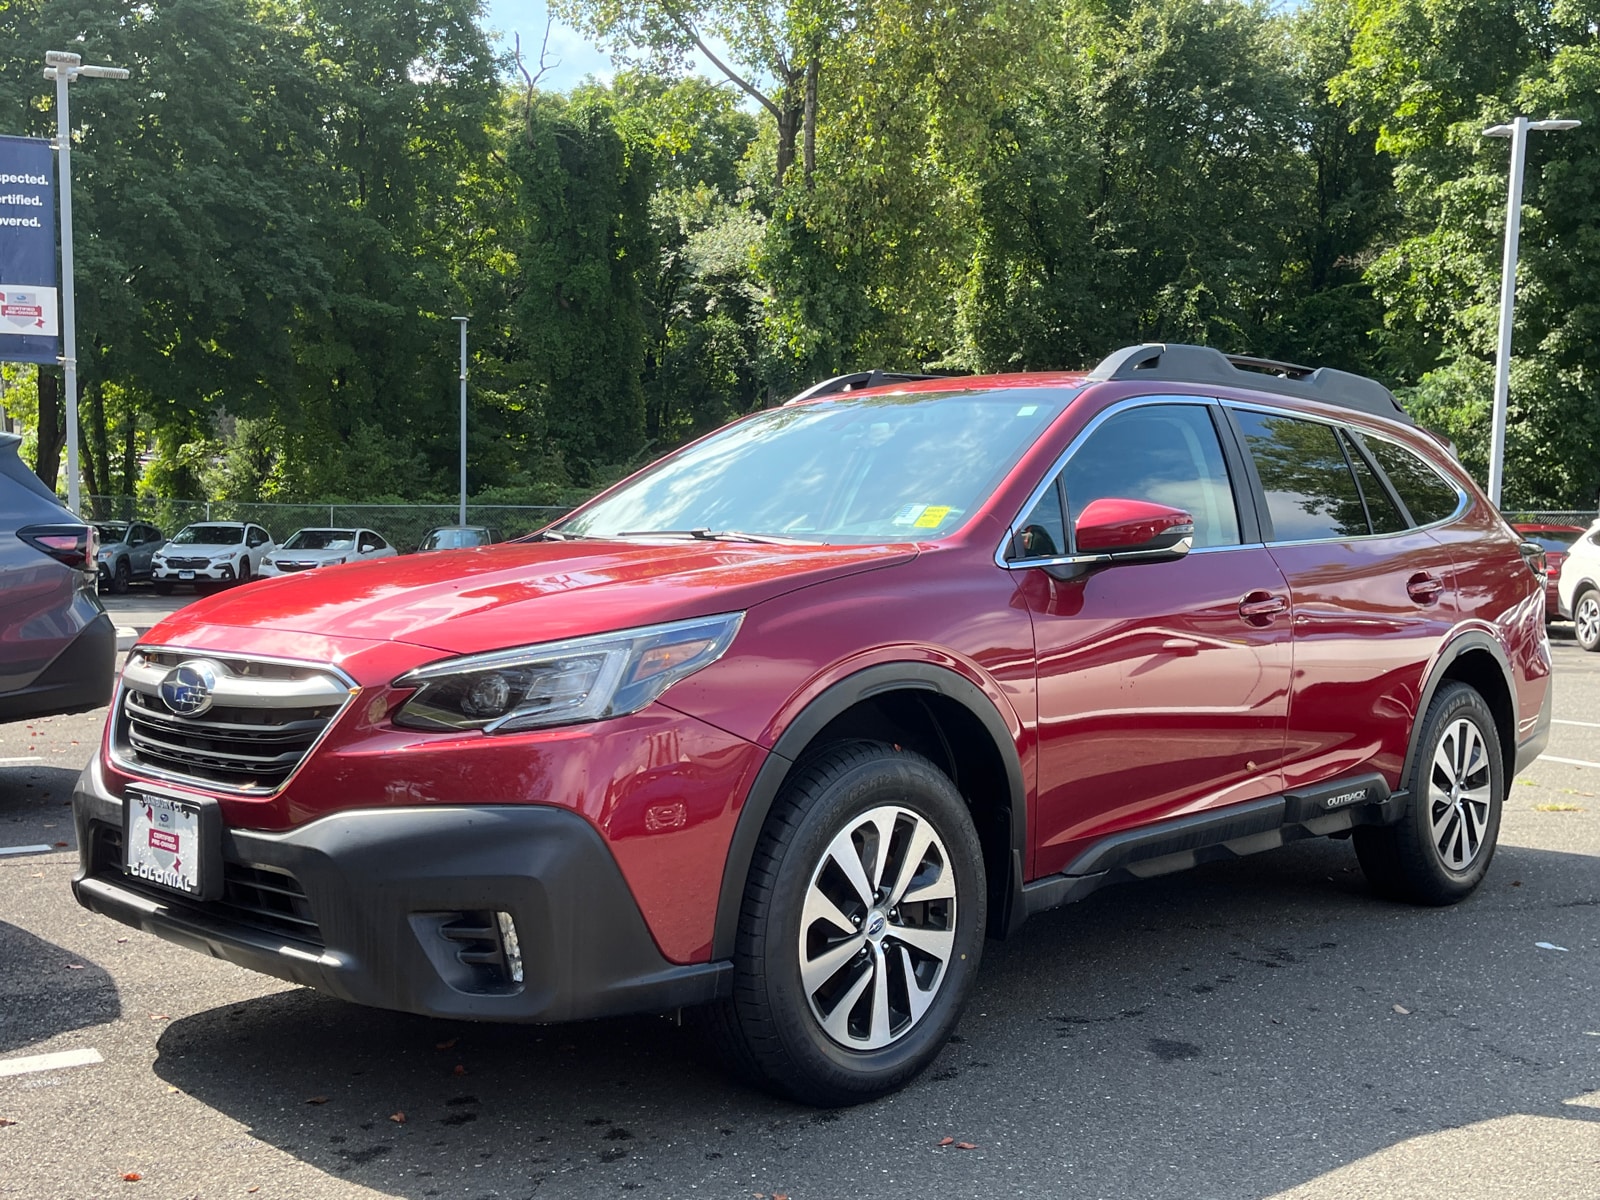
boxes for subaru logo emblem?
[159,660,220,718]
[866,913,887,938]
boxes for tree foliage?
[1,0,1596,510]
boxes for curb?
[115,626,146,652]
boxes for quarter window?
[1358,435,1464,527]
[1234,411,1368,542]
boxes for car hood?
[160,542,243,554]
[270,548,355,564]
[149,540,918,655]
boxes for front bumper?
[72,757,731,1022]
[153,562,236,583]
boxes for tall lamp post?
[1482,115,1580,508]
[453,316,468,526]
[43,50,128,518]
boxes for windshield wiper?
[615,528,813,545]
[527,529,589,541]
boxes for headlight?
[97,548,112,560]
[391,612,744,734]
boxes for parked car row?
[93,521,505,594]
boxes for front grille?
[163,556,212,569]
[92,823,324,949]
[273,560,314,572]
[114,649,354,793]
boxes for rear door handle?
[1239,592,1287,624]
[1406,573,1444,604]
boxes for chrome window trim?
[109,646,361,798]
[992,396,1237,570]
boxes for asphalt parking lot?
[2,594,1597,1200]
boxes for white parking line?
[1538,754,1600,771]
[0,845,54,857]
[0,1048,103,1078]
[1553,719,1600,729]
[0,756,42,766]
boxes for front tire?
[1575,588,1600,652]
[1353,682,1503,905]
[111,557,131,595]
[707,742,986,1106]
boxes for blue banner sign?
[0,134,59,365]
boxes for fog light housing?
[496,911,524,984]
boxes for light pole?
[454,316,468,526]
[43,50,128,517]
[1482,115,1580,508]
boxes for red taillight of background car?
[18,523,96,571]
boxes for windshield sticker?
[891,504,927,526]
[1016,405,1039,416]
[913,506,953,528]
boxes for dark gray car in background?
[95,520,165,594]
[0,432,116,722]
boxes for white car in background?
[1556,519,1600,652]
[258,527,396,577]
[151,522,275,593]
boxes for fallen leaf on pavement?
[389,1111,406,1123]
[149,1014,169,1021]
[1392,1005,1410,1015]
[121,1173,142,1182]
[453,1064,467,1076]
[956,1142,978,1150]
[435,1038,458,1051]
[305,1096,329,1105]
[0,1118,17,1127]
[938,1137,954,1146]
[53,841,68,848]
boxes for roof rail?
[783,369,947,406]
[1087,343,1413,427]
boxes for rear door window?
[1340,431,1408,535]
[1233,411,1368,542]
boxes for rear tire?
[1354,682,1503,905]
[705,742,986,1106]
[1575,588,1600,652]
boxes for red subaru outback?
[72,344,1552,1105]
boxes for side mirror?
[1074,498,1194,559]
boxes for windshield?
[284,529,356,551]
[420,528,487,550]
[95,523,129,542]
[170,524,244,546]
[557,388,1074,543]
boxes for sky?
[480,0,616,90]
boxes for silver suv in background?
[95,520,165,594]
[0,433,115,722]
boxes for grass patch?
[1533,803,1585,813]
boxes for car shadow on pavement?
[0,921,120,1054]
[151,836,1600,1200]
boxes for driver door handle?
[1239,592,1287,624]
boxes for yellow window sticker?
[913,506,953,529]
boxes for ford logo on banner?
[159,660,221,718]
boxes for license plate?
[125,792,207,896]
[178,570,195,580]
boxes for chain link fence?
[85,497,573,552]
[1501,510,1598,527]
